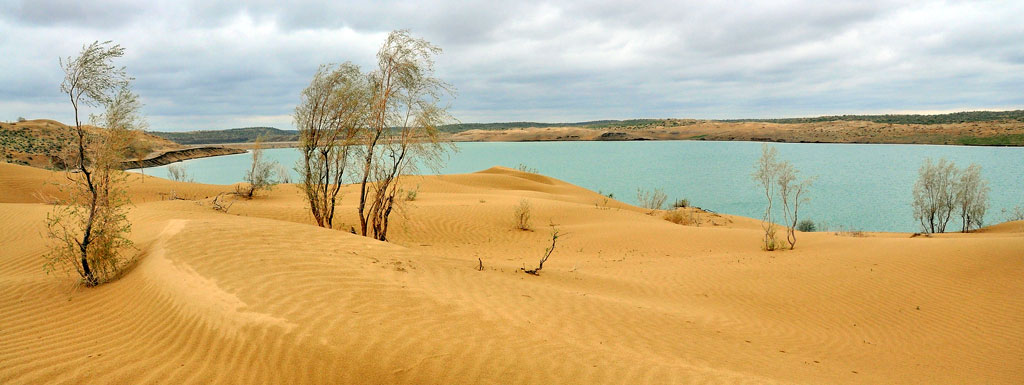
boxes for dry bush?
[636,187,667,211]
[514,198,532,230]
[166,163,191,182]
[672,198,690,208]
[273,163,292,184]
[239,138,278,198]
[663,208,696,225]
[211,192,234,213]
[515,163,538,173]
[1003,206,1024,221]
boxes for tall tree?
[48,40,140,286]
[295,63,368,228]
[357,30,454,241]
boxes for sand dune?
[1,162,1022,384]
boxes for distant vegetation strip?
[149,110,1024,145]
[720,110,1024,125]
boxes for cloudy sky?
[1,0,1022,131]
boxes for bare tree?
[239,137,278,198]
[295,63,368,228]
[752,144,781,250]
[357,30,455,241]
[776,161,814,249]
[913,158,958,233]
[954,163,989,232]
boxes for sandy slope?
[1,162,1022,384]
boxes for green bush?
[797,219,816,232]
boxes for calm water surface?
[136,141,1024,232]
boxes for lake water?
[135,141,1024,232]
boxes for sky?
[0,0,1022,132]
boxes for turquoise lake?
[135,141,1024,232]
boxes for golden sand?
[1,162,1022,384]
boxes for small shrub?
[17,117,27,122]
[513,198,532,230]
[672,198,689,208]
[405,184,420,201]
[515,163,538,174]
[636,188,667,210]
[1003,206,1024,221]
[797,219,816,232]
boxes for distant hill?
[1,119,179,169]
[150,127,299,145]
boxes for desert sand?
[1,161,1022,384]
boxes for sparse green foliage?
[636,187,667,211]
[672,198,689,208]
[358,30,455,241]
[296,62,366,228]
[17,117,26,122]
[48,40,140,286]
[514,198,532,230]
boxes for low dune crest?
[1,162,1022,384]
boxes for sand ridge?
[1,162,1023,384]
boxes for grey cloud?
[0,0,1021,129]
